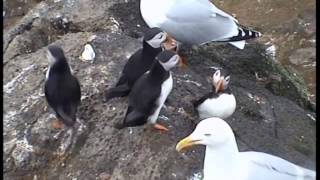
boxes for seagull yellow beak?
[176,136,201,152]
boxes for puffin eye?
[214,70,220,77]
[204,133,211,137]
[225,76,230,82]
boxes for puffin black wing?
[45,73,81,126]
[115,106,148,129]
[117,74,161,128]
[217,24,262,42]
[192,92,217,108]
[105,75,130,102]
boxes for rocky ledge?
[3,0,316,180]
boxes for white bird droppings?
[80,44,95,62]
[266,44,276,59]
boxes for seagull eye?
[204,133,211,137]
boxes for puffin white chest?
[197,93,236,120]
[45,67,51,81]
[148,73,173,123]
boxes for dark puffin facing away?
[104,27,177,102]
[115,50,183,131]
[192,69,236,120]
[45,45,81,128]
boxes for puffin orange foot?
[153,123,169,132]
[52,119,64,129]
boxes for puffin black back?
[45,45,81,127]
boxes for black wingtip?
[220,25,262,42]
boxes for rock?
[99,172,111,180]
[3,0,315,179]
[289,47,316,66]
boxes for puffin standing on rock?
[140,0,261,49]
[45,45,81,128]
[115,50,184,131]
[104,27,177,102]
[44,45,82,154]
[192,69,236,120]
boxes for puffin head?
[176,117,234,151]
[212,69,231,93]
[144,27,167,48]
[156,50,184,71]
[144,27,177,50]
[47,45,67,66]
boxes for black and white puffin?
[192,69,236,120]
[45,45,81,129]
[104,27,176,102]
[115,50,183,131]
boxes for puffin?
[192,69,236,120]
[176,118,316,180]
[45,45,81,129]
[140,0,261,49]
[104,27,177,102]
[115,50,183,131]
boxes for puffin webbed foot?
[51,119,64,129]
[153,123,169,132]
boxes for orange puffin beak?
[215,79,224,93]
[162,33,177,51]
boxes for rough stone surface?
[289,47,316,66]
[3,0,316,180]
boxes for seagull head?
[212,69,231,93]
[176,118,234,152]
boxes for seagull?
[176,118,316,180]
[140,0,262,49]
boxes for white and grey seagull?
[176,118,316,180]
[140,0,262,49]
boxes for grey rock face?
[3,0,315,180]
